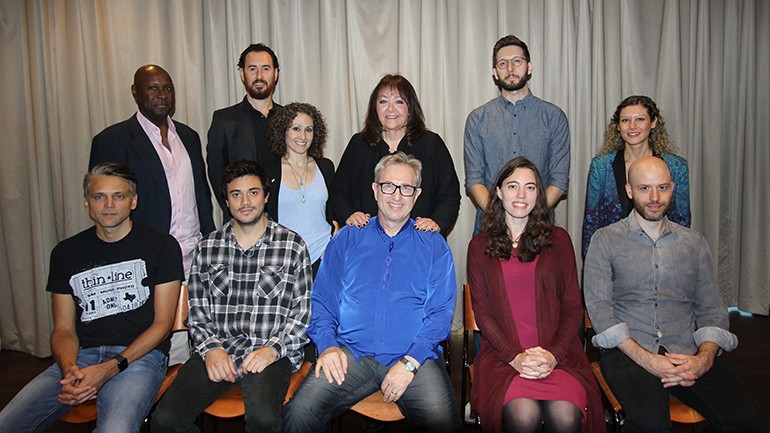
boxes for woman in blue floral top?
[582,95,690,257]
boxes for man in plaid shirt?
[152,160,312,433]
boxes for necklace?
[284,157,309,203]
[512,234,522,249]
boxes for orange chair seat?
[349,391,404,422]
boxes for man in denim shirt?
[464,34,570,234]
[585,156,766,432]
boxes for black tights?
[503,398,582,433]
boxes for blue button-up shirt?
[308,217,456,366]
[464,92,571,194]
[584,213,737,356]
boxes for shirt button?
[655,264,659,269]
[657,330,663,338]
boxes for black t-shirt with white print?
[47,224,183,354]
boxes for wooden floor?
[1,311,767,432]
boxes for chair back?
[173,284,188,332]
[463,284,479,332]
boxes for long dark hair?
[481,157,552,262]
[361,74,426,146]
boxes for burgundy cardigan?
[467,227,603,433]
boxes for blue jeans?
[0,346,167,433]
[282,346,461,433]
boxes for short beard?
[245,80,274,101]
[496,72,531,92]
[633,200,668,222]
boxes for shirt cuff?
[591,322,631,349]
[312,334,339,357]
[197,337,223,357]
[405,342,434,365]
[694,326,738,352]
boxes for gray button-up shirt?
[584,212,737,355]
[463,92,571,194]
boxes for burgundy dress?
[500,254,587,416]
[467,227,604,433]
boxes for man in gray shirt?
[584,156,765,432]
[464,34,570,233]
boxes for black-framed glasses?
[377,182,418,197]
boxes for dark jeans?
[600,348,767,433]
[282,345,461,433]
[151,353,291,433]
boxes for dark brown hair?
[481,157,552,262]
[361,74,426,146]
[266,102,328,159]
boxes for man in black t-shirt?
[0,163,183,433]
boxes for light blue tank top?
[278,165,332,262]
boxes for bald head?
[626,156,674,222]
[131,64,175,126]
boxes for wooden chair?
[460,284,481,427]
[59,283,189,428]
[584,311,706,432]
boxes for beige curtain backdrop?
[1,0,767,356]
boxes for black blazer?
[263,157,336,226]
[89,114,215,236]
[206,98,282,213]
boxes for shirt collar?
[135,111,176,135]
[372,216,415,241]
[496,90,535,108]
[224,217,276,251]
[624,210,678,240]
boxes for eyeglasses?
[495,57,527,70]
[377,182,418,197]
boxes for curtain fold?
[1,0,767,356]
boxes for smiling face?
[375,87,409,134]
[225,175,269,227]
[618,104,658,149]
[284,112,314,156]
[372,163,421,231]
[240,50,278,101]
[132,66,175,126]
[84,175,137,233]
[495,167,538,224]
[626,157,674,222]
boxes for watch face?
[402,358,416,372]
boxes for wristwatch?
[112,354,129,372]
[400,357,418,374]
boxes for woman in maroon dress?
[467,157,603,433]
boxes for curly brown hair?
[361,74,426,146]
[266,102,328,159]
[599,95,676,155]
[481,157,553,262]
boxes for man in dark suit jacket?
[90,64,215,268]
[206,43,282,218]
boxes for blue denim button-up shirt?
[584,213,737,355]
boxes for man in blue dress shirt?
[283,152,461,433]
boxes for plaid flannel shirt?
[188,219,312,372]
